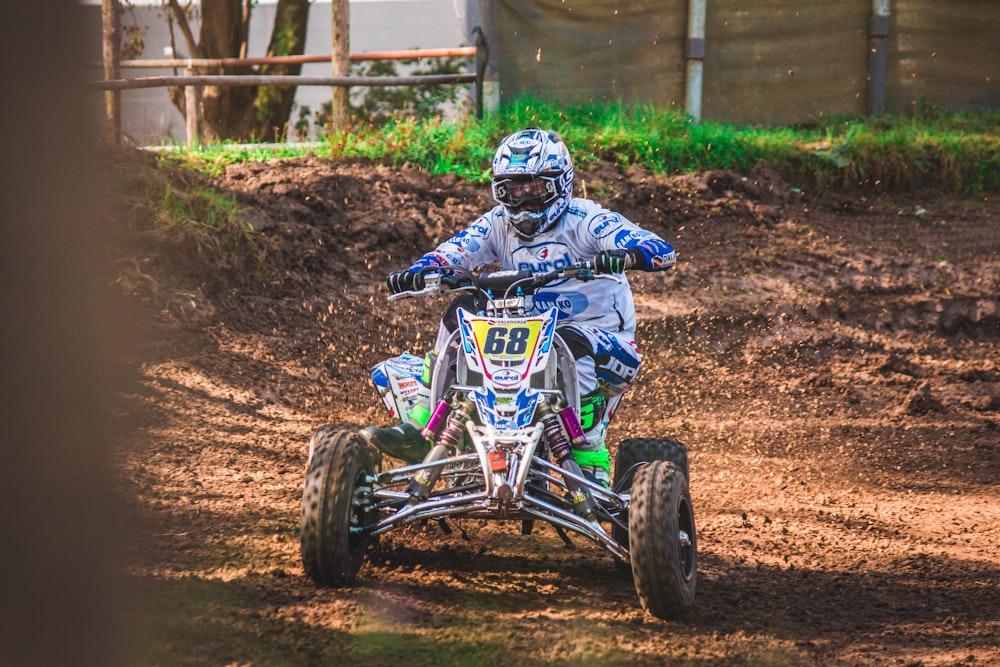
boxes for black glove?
[386,269,424,294]
[593,249,637,274]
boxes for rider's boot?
[361,388,434,464]
[361,417,431,464]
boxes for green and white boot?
[361,404,432,464]
[572,445,611,488]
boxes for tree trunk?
[198,0,256,141]
[163,0,311,142]
[251,0,311,140]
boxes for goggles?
[492,175,559,210]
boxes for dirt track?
[112,153,999,666]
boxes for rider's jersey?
[408,198,676,337]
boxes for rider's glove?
[386,269,424,294]
[594,249,637,274]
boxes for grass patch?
[159,181,259,262]
[158,97,999,196]
[107,147,264,293]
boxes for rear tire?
[628,461,697,619]
[300,427,375,586]
[612,438,690,560]
[614,437,689,484]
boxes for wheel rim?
[347,470,372,555]
[677,496,695,578]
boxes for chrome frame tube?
[512,424,544,495]
[373,452,480,483]
[521,492,630,562]
[372,491,490,535]
[530,456,625,509]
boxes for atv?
[300,262,696,619]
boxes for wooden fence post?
[330,0,350,131]
[101,0,121,143]
[184,67,201,147]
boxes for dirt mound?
[220,156,491,278]
[113,151,1000,666]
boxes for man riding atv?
[363,127,677,486]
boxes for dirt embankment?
[112,150,999,666]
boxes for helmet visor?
[492,176,558,210]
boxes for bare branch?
[164,0,202,59]
[240,0,252,59]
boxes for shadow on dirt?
[696,552,1000,657]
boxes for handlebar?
[388,261,621,302]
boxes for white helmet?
[491,128,574,238]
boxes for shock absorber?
[420,397,453,442]
[408,396,473,500]
[538,400,597,518]
[555,399,588,450]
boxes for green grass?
[159,182,259,257]
[110,149,263,277]
[159,96,999,195]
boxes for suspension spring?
[539,402,572,464]
[538,399,596,518]
[437,397,473,451]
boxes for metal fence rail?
[114,47,477,70]
[91,73,476,92]
[93,47,478,146]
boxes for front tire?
[628,461,697,619]
[300,427,375,586]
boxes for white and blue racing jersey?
[408,199,676,337]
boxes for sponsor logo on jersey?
[535,290,589,319]
[433,250,465,266]
[614,229,650,248]
[470,219,491,239]
[587,213,624,239]
[638,240,676,268]
[447,231,481,253]
[513,243,574,273]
